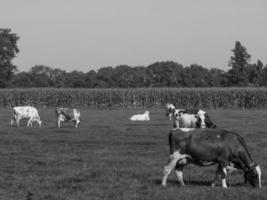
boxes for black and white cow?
[162,128,261,188]
[55,108,81,128]
[165,103,176,120]
[172,109,216,129]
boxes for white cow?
[55,107,81,128]
[130,111,150,121]
[11,106,42,127]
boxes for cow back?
[55,108,74,120]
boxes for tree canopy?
[0,29,266,88]
[0,29,19,87]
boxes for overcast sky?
[1,0,267,72]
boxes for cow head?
[36,118,42,127]
[172,109,182,128]
[173,109,183,120]
[244,165,261,188]
[196,111,206,128]
[32,117,42,127]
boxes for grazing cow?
[55,108,81,128]
[165,103,176,120]
[11,106,42,127]
[130,111,150,121]
[162,128,262,188]
[172,109,216,129]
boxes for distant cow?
[55,108,81,128]
[172,109,216,129]
[165,103,176,120]
[130,111,150,121]
[11,106,42,127]
[162,128,262,188]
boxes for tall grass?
[0,87,267,109]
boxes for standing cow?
[11,106,42,127]
[162,128,262,188]
[172,109,216,129]
[165,103,176,120]
[55,107,81,128]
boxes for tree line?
[1,28,267,88]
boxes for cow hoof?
[162,181,167,187]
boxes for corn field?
[0,88,267,109]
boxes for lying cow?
[130,111,150,121]
[172,109,216,129]
[162,128,262,188]
[165,103,176,120]
[55,107,81,128]
[11,106,42,127]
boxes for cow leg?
[175,170,185,186]
[175,158,189,186]
[173,119,179,129]
[27,117,33,127]
[75,119,80,128]
[16,117,20,127]
[73,120,77,128]
[57,117,62,128]
[221,167,228,188]
[211,166,221,187]
[10,116,15,126]
[162,150,188,187]
[175,165,186,186]
[218,162,228,188]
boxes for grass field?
[0,108,266,200]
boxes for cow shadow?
[153,178,249,187]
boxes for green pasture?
[0,109,266,200]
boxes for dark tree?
[85,70,98,88]
[97,67,115,87]
[182,64,210,87]
[228,41,251,86]
[208,68,225,87]
[112,65,134,87]
[65,71,87,88]
[246,60,263,86]
[0,29,19,87]
[146,61,184,87]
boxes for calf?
[11,106,42,127]
[162,128,261,188]
[55,107,81,128]
[130,111,150,121]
